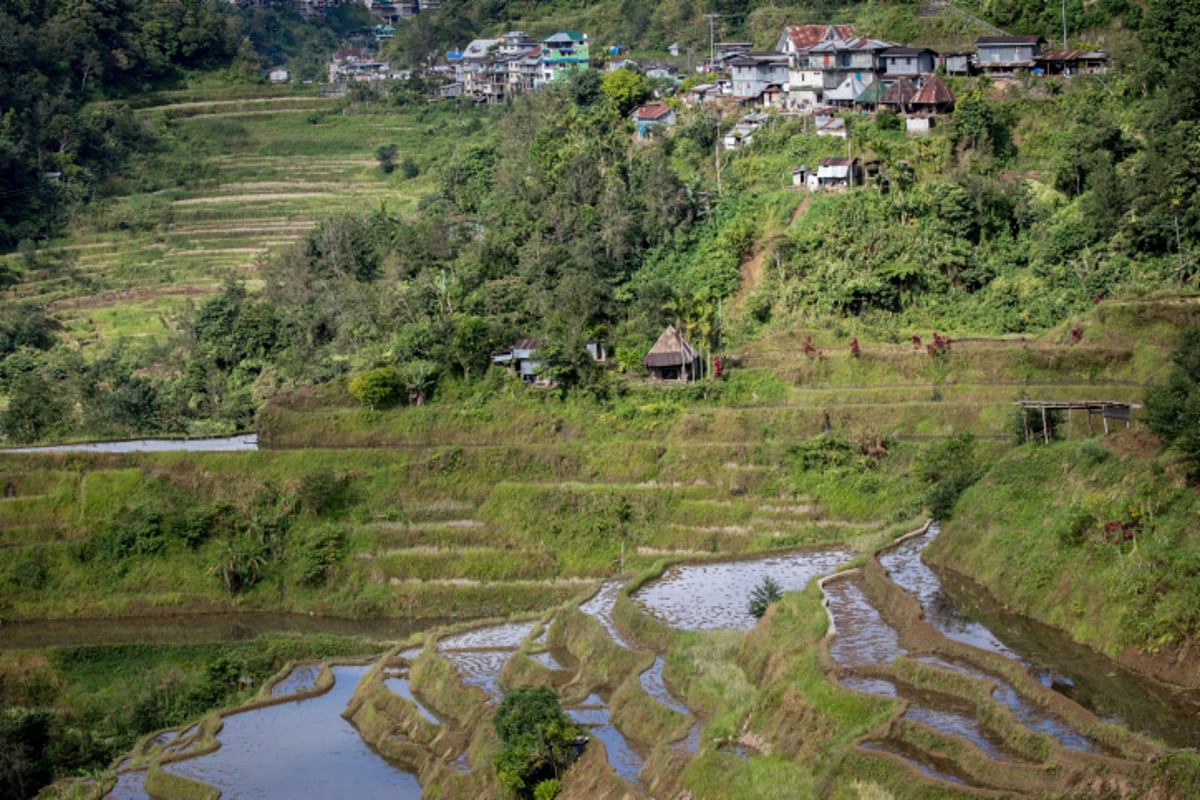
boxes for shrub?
[748,575,783,619]
[492,686,580,799]
[348,367,402,410]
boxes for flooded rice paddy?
[565,694,646,785]
[95,525,1200,798]
[383,671,441,724]
[883,525,1200,748]
[164,664,421,799]
[823,575,905,668]
[633,548,853,630]
[3,433,258,454]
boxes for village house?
[491,339,544,383]
[878,76,919,115]
[1033,49,1109,76]
[723,112,769,149]
[813,157,860,191]
[727,53,789,106]
[491,338,606,384]
[939,51,974,76]
[631,103,677,139]
[976,35,1045,74]
[780,24,853,107]
[643,325,702,382]
[880,47,936,80]
[538,31,590,86]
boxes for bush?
[748,575,782,619]
[492,686,580,799]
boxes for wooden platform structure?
[1014,400,1140,443]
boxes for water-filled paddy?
[634,548,853,630]
[164,664,421,799]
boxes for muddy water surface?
[634,548,853,630]
[886,525,1200,748]
[823,575,905,668]
[164,665,421,799]
[566,695,645,785]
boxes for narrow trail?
[736,195,811,306]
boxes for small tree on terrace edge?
[492,685,582,799]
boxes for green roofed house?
[644,325,702,382]
[538,31,589,87]
[855,79,885,109]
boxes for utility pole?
[703,13,722,70]
[1061,0,1068,49]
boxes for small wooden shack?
[644,325,701,382]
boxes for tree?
[748,575,782,619]
[1144,326,1200,482]
[376,143,399,174]
[600,68,648,115]
[492,686,581,800]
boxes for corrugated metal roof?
[782,24,855,52]
[911,74,955,106]
[825,75,866,101]
[879,76,918,106]
[634,103,673,121]
[976,35,1044,45]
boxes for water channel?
[882,525,1200,748]
[2,433,258,454]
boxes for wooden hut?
[878,76,918,114]
[911,74,956,114]
[644,325,702,382]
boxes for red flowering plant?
[1100,506,1141,545]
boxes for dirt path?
[735,195,811,305]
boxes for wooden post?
[1042,406,1050,444]
[1023,406,1031,444]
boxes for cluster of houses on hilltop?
[437,31,590,103]
[711,25,1105,114]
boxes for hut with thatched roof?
[643,325,702,382]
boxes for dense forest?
[0,0,1198,445]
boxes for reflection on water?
[879,528,1030,669]
[860,741,967,786]
[440,650,509,704]
[271,664,321,697]
[915,655,1096,752]
[640,657,689,715]
[165,665,421,799]
[384,673,441,724]
[580,580,633,648]
[0,613,436,650]
[824,575,905,668]
[886,525,1200,748]
[438,622,533,650]
[3,434,258,454]
[840,675,899,698]
[566,695,644,785]
[104,770,150,800]
[529,651,563,670]
[635,548,853,630]
[902,691,1019,762]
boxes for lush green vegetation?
[1,1,1199,799]
[0,635,380,799]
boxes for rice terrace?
[1,0,1199,799]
